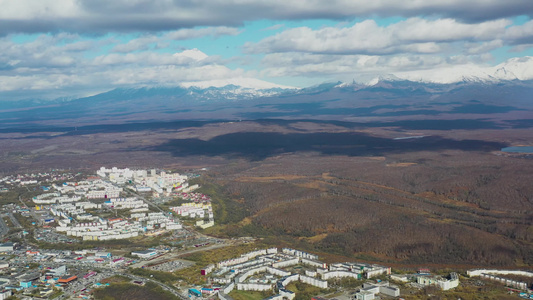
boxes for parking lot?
[147,259,193,272]
[34,228,77,244]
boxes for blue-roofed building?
[189,288,202,297]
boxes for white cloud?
[258,51,503,83]
[245,18,516,55]
[61,40,96,52]
[163,27,241,40]
[92,49,215,67]
[244,16,533,85]
[393,18,510,42]
[109,27,242,54]
[0,2,531,100]
[180,77,294,89]
[0,36,290,100]
[263,24,285,31]
[504,19,533,44]
[0,21,270,100]
[510,44,533,52]
[111,36,159,53]
[0,0,531,34]
[0,0,82,19]
[390,56,533,83]
[172,49,208,61]
[465,40,504,55]
[262,53,533,85]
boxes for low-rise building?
[416,273,459,290]
[0,243,13,253]
[131,250,158,259]
[0,290,12,300]
[58,275,77,283]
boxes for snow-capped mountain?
[97,84,294,102]
[180,77,295,91]
[370,56,533,84]
[491,57,533,81]
[1,76,533,129]
[367,74,404,86]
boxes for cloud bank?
[0,0,532,100]
[0,0,532,35]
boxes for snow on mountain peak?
[492,67,517,81]
[368,74,404,85]
[364,56,533,85]
[180,77,296,90]
[173,48,208,61]
[492,56,533,80]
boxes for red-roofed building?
[58,275,77,283]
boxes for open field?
[93,279,177,300]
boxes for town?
[7,167,213,241]
[0,167,532,299]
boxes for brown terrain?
[1,119,532,268]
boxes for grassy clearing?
[32,231,173,250]
[192,177,248,225]
[229,289,272,300]
[93,282,178,300]
[285,281,330,300]
[130,268,179,285]
[399,280,518,300]
[175,242,270,285]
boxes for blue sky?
[1,0,533,100]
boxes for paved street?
[130,240,233,269]
[0,215,9,237]
[123,273,188,300]
[7,212,22,228]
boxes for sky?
[1,0,533,100]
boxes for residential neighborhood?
[0,168,532,299]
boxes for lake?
[501,146,533,153]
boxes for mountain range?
[390,56,533,84]
[1,75,532,130]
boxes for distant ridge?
[1,78,532,129]
[371,56,533,84]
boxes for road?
[130,241,234,269]
[7,212,22,228]
[123,273,188,300]
[127,189,165,213]
[18,196,38,225]
[0,215,8,237]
